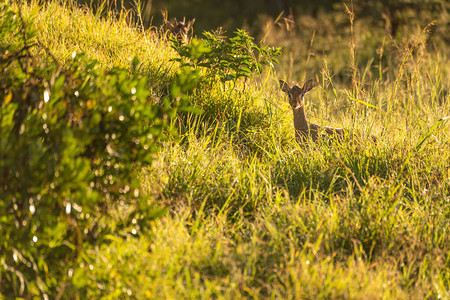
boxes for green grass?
[5,0,450,298]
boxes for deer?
[279,79,349,145]
[162,10,195,45]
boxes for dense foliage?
[171,29,281,83]
[0,2,196,296]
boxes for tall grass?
[6,0,450,298]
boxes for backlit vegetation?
[1,0,449,298]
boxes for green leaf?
[72,267,87,288]
[131,56,140,71]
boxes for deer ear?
[279,80,290,93]
[302,79,314,93]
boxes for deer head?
[279,79,314,109]
[162,10,195,44]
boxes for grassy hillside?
[1,0,449,298]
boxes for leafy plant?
[0,2,199,297]
[170,29,281,83]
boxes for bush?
[170,29,281,83]
[0,2,197,297]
